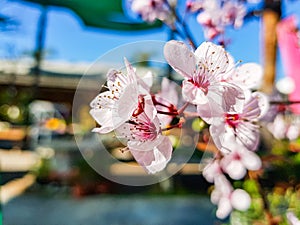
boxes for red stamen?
[225,113,240,129]
[157,110,178,116]
[132,95,145,117]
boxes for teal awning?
[20,0,162,31]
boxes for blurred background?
[1,0,300,224]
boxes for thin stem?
[254,176,277,225]
[270,100,300,105]
[177,102,190,115]
[163,0,197,49]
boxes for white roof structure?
[0,59,119,90]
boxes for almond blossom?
[116,95,173,174]
[220,142,262,180]
[267,114,300,141]
[130,0,172,23]
[194,0,247,40]
[202,159,223,183]
[90,58,139,133]
[209,91,269,152]
[222,1,247,29]
[196,0,224,40]
[164,40,244,120]
[211,175,251,219]
[203,143,261,181]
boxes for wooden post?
[261,0,281,94]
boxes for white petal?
[203,160,222,183]
[164,40,196,79]
[214,175,233,195]
[241,92,261,120]
[254,92,270,119]
[211,189,222,205]
[145,138,172,174]
[233,63,263,89]
[206,82,245,115]
[130,135,172,174]
[194,42,229,76]
[236,122,260,151]
[117,84,139,119]
[241,150,262,171]
[210,124,237,153]
[218,82,245,113]
[89,108,114,133]
[231,189,251,211]
[138,71,153,94]
[197,101,223,124]
[224,160,247,180]
[182,80,208,104]
[124,57,137,83]
[209,123,227,153]
[287,125,300,141]
[216,197,232,219]
[106,69,120,84]
[268,114,286,139]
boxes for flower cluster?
[164,40,268,218]
[88,0,300,222]
[130,0,174,24]
[268,113,300,141]
[90,58,182,174]
[189,0,247,40]
[129,0,261,42]
[90,40,269,218]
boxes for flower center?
[225,113,240,129]
[129,118,158,141]
[189,78,210,95]
[233,152,241,161]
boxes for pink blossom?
[209,92,269,152]
[196,0,224,40]
[90,58,139,133]
[164,40,244,120]
[220,143,262,180]
[116,95,172,174]
[267,114,300,141]
[195,0,247,40]
[211,175,251,219]
[131,0,172,23]
[203,159,223,183]
[222,1,246,29]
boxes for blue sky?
[1,0,300,79]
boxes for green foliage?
[0,87,32,125]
